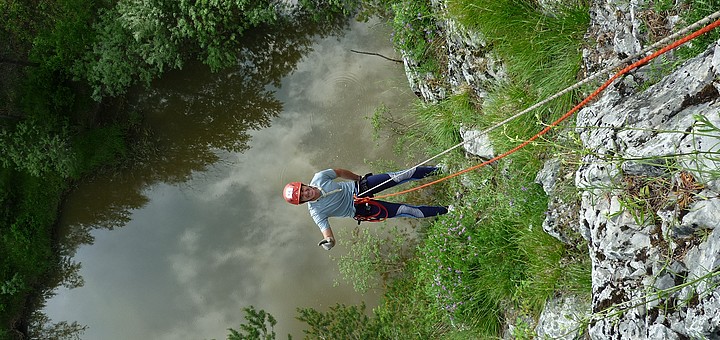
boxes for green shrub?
[334,225,411,294]
[391,0,443,73]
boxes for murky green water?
[44,17,416,339]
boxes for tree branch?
[350,49,403,63]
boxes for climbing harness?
[353,173,387,223]
[355,11,720,204]
[353,196,389,223]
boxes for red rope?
[370,17,720,201]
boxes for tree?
[227,306,281,340]
[28,312,87,340]
[76,0,281,100]
[296,302,381,339]
[0,118,75,178]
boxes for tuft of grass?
[675,0,720,60]
[447,0,589,102]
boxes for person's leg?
[362,166,439,196]
[358,200,447,219]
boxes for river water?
[44,17,416,339]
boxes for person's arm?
[333,168,362,181]
[322,227,334,240]
[318,227,335,250]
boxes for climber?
[282,166,449,250]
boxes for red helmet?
[283,182,302,205]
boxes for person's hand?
[318,237,335,250]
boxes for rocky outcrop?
[576,41,720,340]
[401,0,720,338]
[571,0,720,338]
[404,0,506,103]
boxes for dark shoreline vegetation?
[2,0,719,338]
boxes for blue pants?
[355,166,448,220]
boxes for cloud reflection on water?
[45,18,414,340]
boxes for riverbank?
[0,51,136,340]
[1,2,342,338]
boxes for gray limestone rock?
[535,295,591,340]
[459,127,495,159]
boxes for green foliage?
[0,0,39,45]
[0,273,25,296]
[413,180,557,333]
[227,306,279,340]
[28,0,96,77]
[0,0,93,179]
[391,0,442,73]
[373,258,451,338]
[334,225,410,294]
[0,170,65,333]
[296,302,380,339]
[76,0,281,100]
[174,0,278,68]
[675,0,720,60]
[0,117,75,178]
[77,7,166,100]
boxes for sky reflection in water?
[45,18,416,339]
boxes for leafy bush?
[0,118,75,178]
[77,0,280,100]
[391,0,443,73]
[334,225,411,294]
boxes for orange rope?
[371,17,720,201]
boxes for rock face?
[404,0,506,103]
[574,0,720,338]
[577,42,720,340]
[401,0,720,338]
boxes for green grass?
[448,0,588,111]
[370,0,596,336]
[674,0,720,60]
